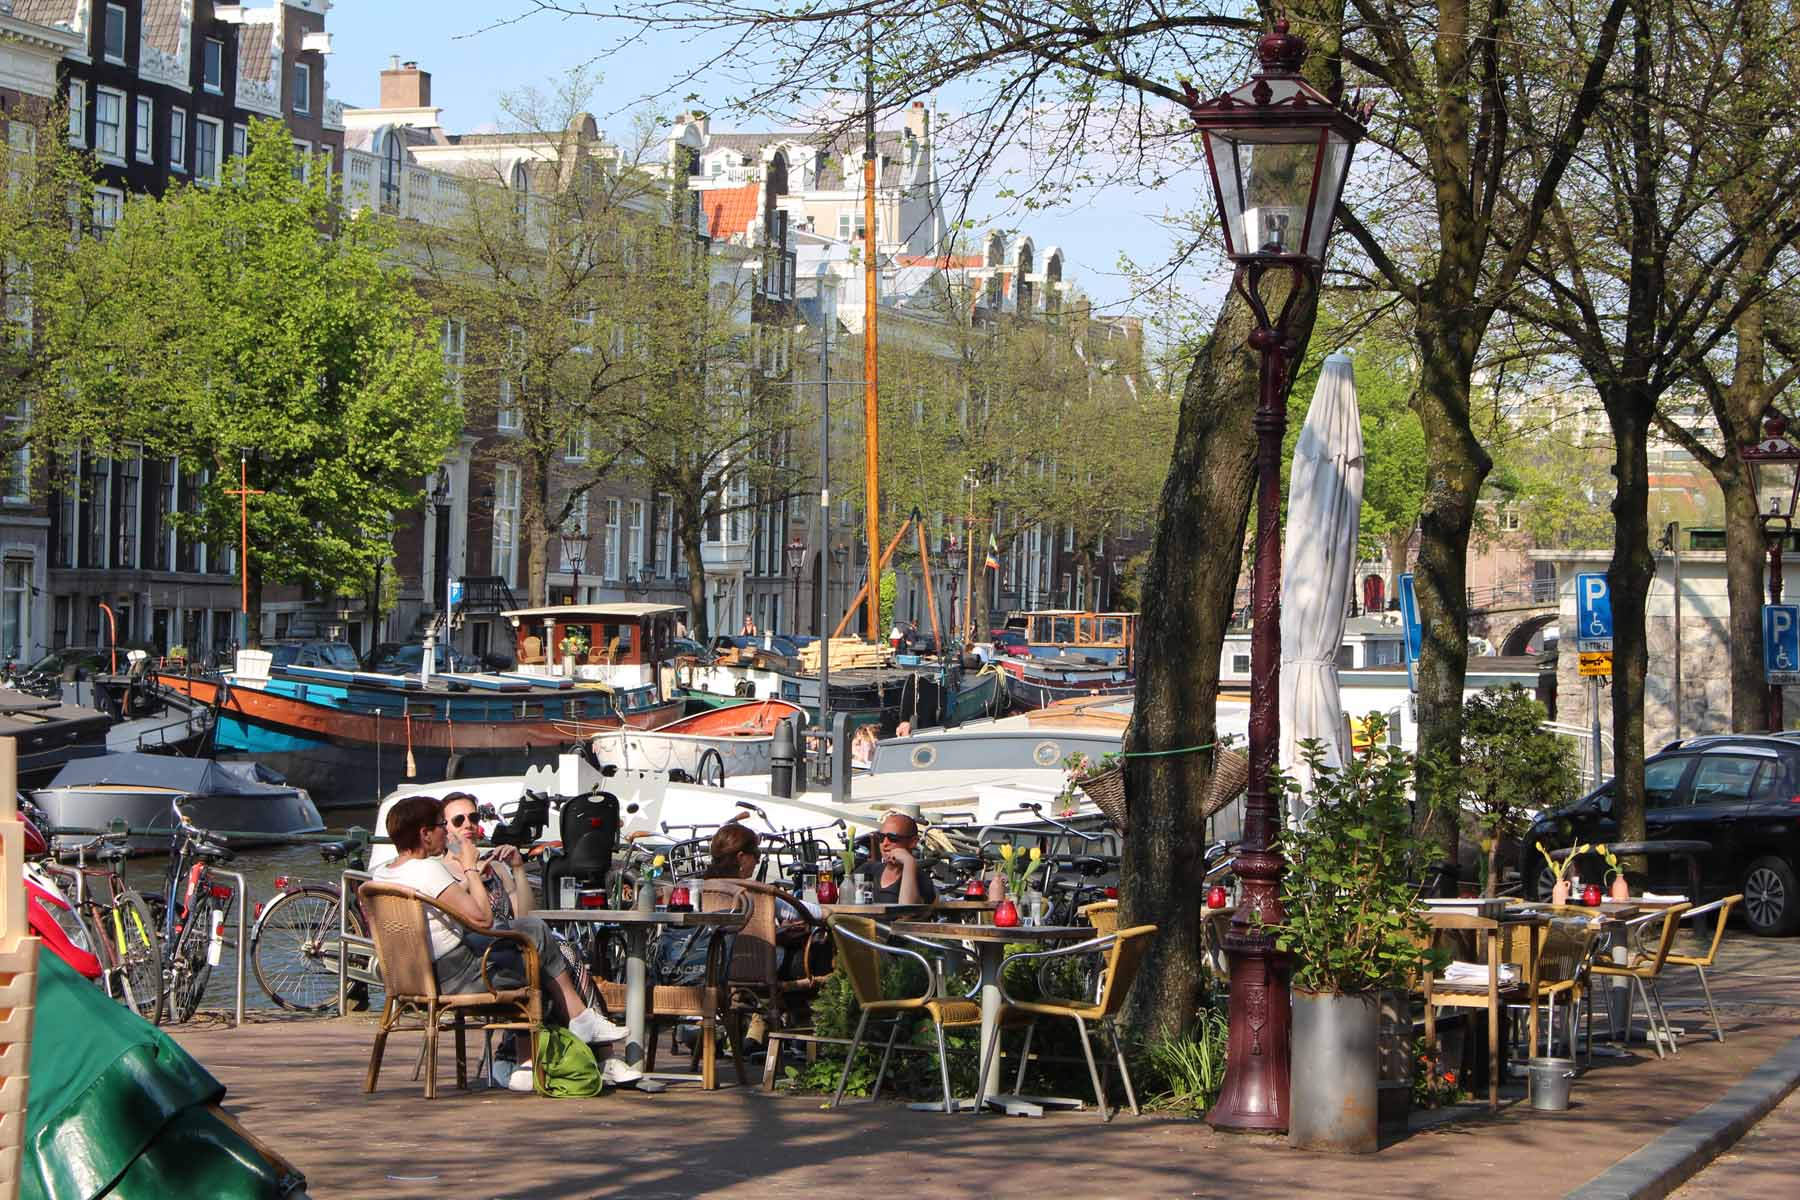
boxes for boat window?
[1101,618,1125,641]
[909,744,938,769]
[1052,617,1076,643]
[1033,740,1062,767]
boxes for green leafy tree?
[33,122,457,640]
[1435,686,1578,897]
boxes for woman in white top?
[371,795,631,1090]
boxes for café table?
[893,921,1097,1116]
[1421,907,1545,1106]
[531,906,746,1084]
[1550,840,1711,900]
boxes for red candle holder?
[1206,885,1229,910]
[1582,883,1603,907]
[670,885,692,911]
[993,899,1020,928]
[817,876,839,905]
[965,878,988,899]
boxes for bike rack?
[210,867,249,1027]
[338,867,378,1018]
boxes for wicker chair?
[1076,900,1118,935]
[700,879,834,1032]
[1420,913,1534,1111]
[1665,895,1742,1042]
[358,882,543,1099]
[976,925,1157,1121]
[826,915,983,1113]
[639,886,753,1089]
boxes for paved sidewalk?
[1670,1088,1800,1200]
[174,1006,1799,1200]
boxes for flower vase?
[1551,880,1570,906]
[562,654,576,676]
[993,899,1020,928]
[1610,875,1630,901]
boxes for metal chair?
[826,915,981,1113]
[1663,895,1742,1042]
[358,882,543,1099]
[975,924,1157,1121]
[1590,903,1691,1058]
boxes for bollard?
[770,718,796,799]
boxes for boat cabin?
[1002,610,1137,666]
[501,603,687,697]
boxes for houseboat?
[1002,610,1138,666]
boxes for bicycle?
[156,799,240,1024]
[61,828,164,1022]
[248,830,376,1014]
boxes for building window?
[1,558,29,659]
[628,500,645,577]
[837,211,852,240]
[604,499,621,580]
[291,140,311,182]
[380,131,402,210]
[564,425,589,462]
[134,95,153,161]
[67,81,85,147]
[103,4,127,65]
[114,452,140,568]
[1232,653,1250,674]
[2,400,28,503]
[491,464,520,584]
[195,118,221,183]
[94,88,124,161]
[497,324,522,431]
[169,108,186,172]
[1498,502,1521,532]
[293,61,312,115]
[203,38,224,93]
[231,123,247,160]
[92,188,123,238]
[440,317,464,400]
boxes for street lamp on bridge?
[1183,19,1368,1134]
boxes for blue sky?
[325,3,1228,320]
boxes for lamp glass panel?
[1204,126,1326,258]
[1302,132,1353,262]
[1754,458,1800,520]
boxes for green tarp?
[24,952,295,1200]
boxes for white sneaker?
[569,1007,629,1044]
[489,1057,516,1089]
[507,1063,536,1092]
[602,1057,644,1087]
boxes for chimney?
[904,101,928,144]
[380,60,431,109]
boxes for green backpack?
[533,1025,602,1098]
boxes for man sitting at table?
[861,813,937,904]
[371,795,633,1090]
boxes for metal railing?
[337,867,380,1018]
[1542,719,1615,788]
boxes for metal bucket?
[1528,1057,1575,1111]
[1290,990,1380,1153]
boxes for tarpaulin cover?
[23,952,290,1200]
[42,752,292,797]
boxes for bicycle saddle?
[192,840,235,863]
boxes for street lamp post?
[945,538,966,644]
[563,524,588,605]
[1184,20,1367,1134]
[1742,412,1800,729]
[786,536,807,636]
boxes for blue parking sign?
[1576,573,1613,651]
[1765,604,1799,685]
[1398,574,1422,693]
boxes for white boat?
[588,698,806,780]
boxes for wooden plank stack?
[799,638,893,672]
[0,738,37,1200]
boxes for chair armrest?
[830,920,941,1004]
[997,935,1118,1005]
[478,929,538,996]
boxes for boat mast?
[861,23,881,644]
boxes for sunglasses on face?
[448,812,479,828]
[877,831,914,844]
[430,820,448,830]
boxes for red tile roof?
[896,253,983,268]
[704,182,761,239]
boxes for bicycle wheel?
[165,904,215,1024]
[112,891,165,1024]
[253,886,359,1013]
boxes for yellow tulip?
[1029,846,1042,862]
[1000,844,1014,861]
[652,854,666,868]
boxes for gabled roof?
[239,21,274,82]
[10,1,81,29]
[896,253,982,269]
[699,128,914,190]
[141,0,183,56]
[703,181,760,240]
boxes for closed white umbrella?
[1280,352,1364,818]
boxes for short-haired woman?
[371,794,632,1089]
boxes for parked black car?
[365,642,477,675]
[1520,733,1800,935]
[264,639,362,670]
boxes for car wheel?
[1742,856,1799,936]
[1532,862,1558,903]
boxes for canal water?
[108,805,381,1016]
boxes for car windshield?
[314,643,361,669]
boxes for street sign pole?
[1575,573,1614,783]
[1590,675,1603,787]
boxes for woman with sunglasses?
[438,791,531,922]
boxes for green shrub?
[1139,1008,1230,1113]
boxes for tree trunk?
[1385,528,1411,607]
[1606,386,1654,849]
[971,500,996,639]
[1118,299,1269,1037]
[680,508,709,642]
[1723,472,1768,729]
[1411,328,1490,889]
[526,464,552,607]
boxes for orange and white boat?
[588,698,807,781]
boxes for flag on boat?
[984,532,1000,571]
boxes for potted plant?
[558,631,589,674]
[1274,723,1442,1153]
